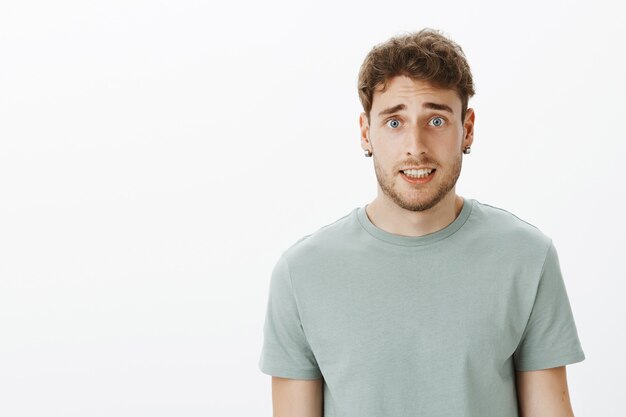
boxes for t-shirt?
[258,196,585,416]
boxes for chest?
[295,255,529,373]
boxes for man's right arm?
[272,376,324,417]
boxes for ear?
[359,112,371,152]
[463,108,475,148]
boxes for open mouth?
[400,168,436,179]
[400,169,436,183]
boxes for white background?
[1,0,624,415]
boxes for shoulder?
[469,198,553,256]
[281,208,358,266]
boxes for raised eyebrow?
[423,102,454,114]
[377,102,454,118]
[377,104,406,117]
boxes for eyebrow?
[377,102,454,117]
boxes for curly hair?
[357,28,475,124]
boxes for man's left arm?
[516,365,576,417]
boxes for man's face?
[359,75,474,212]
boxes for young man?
[258,28,585,417]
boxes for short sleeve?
[513,240,586,371]
[258,254,323,379]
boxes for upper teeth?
[403,169,433,177]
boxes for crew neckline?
[356,196,474,246]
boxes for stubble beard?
[373,152,463,212]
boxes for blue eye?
[429,116,446,127]
[386,119,401,129]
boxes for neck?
[365,192,463,238]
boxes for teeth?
[403,168,433,178]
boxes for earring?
[463,146,471,154]
[364,149,372,157]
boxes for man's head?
[358,28,476,212]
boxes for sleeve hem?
[259,363,323,380]
[515,349,586,371]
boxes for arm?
[516,366,576,417]
[272,376,323,417]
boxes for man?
[258,28,585,417]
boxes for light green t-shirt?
[258,196,585,416]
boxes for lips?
[400,169,436,184]
[400,167,436,171]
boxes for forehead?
[372,75,461,114]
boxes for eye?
[386,118,401,129]
[429,116,446,127]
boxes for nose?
[406,125,428,156]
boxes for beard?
[372,152,463,212]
